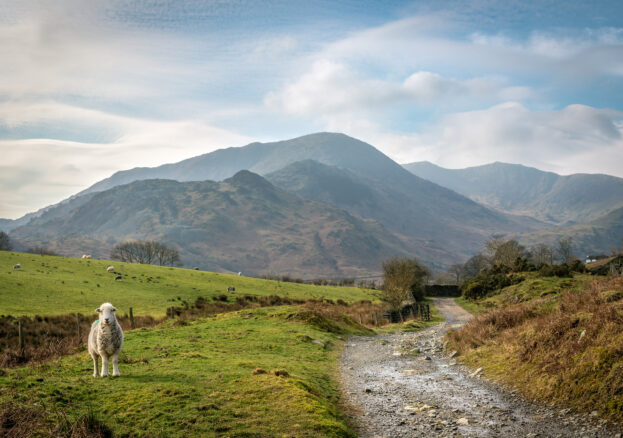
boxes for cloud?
[0,101,253,219]
[340,103,623,178]
[317,15,623,80]
[265,60,536,115]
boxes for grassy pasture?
[0,252,377,317]
[1,306,373,437]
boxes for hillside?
[7,133,550,271]
[519,206,623,256]
[0,252,378,317]
[449,273,623,423]
[265,159,542,268]
[403,161,623,225]
[78,132,408,195]
[9,172,410,278]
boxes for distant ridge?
[403,161,623,225]
[79,132,402,195]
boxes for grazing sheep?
[237,272,242,276]
[81,254,91,259]
[193,267,199,270]
[88,302,124,377]
[107,266,115,272]
[13,264,21,270]
[227,286,235,292]
[115,275,122,281]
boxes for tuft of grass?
[448,276,623,423]
[0,305,371,437]
[0,251,377,317]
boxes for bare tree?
[0,232,11,251]
[493,239,526,268]
[484,237,506,260]
[111,240,180,266]
[154,242,180,266]
[449,264,464,285]
[556,237,574,264]
[462,254,490,280]
[381,257,429,315]
[529,243,554,265]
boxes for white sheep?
[82,254,92,259]
[107,266,115,272]
[13,263,21,270]
[88,302,124,377]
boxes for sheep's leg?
[91,352,99,378]
[112,352,120,377]
[101,355,109,377]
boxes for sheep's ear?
[112,307,117,312]
[95,308,101,313]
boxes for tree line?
[110,240,180,266]
[447,236,578,286]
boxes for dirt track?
[340,298,622,437]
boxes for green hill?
[0,252,377,317]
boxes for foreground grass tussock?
[448,277,623,422]
[1,305,372,437]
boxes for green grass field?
[0,251,446,436]
[1,306,374,436]
[0,252,377,317]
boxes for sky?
[1,0,623,219]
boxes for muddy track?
[340,298,622,437]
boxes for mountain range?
[3,133,622,275]
[403,161,623,225]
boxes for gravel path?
[340,298,622,437]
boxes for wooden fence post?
[129,307,135,329]
[373,313,378,326]
[76,313,81,340]
[358,313,363,325]
[18,320,24,353]
[426,304,430,320]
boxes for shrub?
[569,259,586,273]
[461,272,519,300]
[539,263,572,278]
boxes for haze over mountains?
[3,133,622,275]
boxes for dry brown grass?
[0,399,112,438]
[0,313,159,368]
[448,277,623,422]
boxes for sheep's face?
[96,303,117,325]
